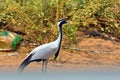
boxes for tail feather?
[18,54,33,72]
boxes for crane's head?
[58,19,67,27]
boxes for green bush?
[69,0,120,37]
[0,0,120,44]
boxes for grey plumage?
[18,19,67,72]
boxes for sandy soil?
[0,37,120,72]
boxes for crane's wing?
[29,42,59,61]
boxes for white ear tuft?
[57,21,62,27]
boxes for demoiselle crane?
[18,19,67,72]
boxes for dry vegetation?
[0,0,120,71]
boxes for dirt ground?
[0,36,120,72]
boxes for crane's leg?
[42,60,45,72]
[45,59,48,71]
[42,59,48,72]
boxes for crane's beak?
[65,20,67,23]
[67,21,71,24]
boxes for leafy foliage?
[0,0,120,44]
[69,0,120,37]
